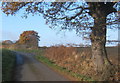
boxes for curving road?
[14,52,69,81]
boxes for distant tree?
[2,40,13,45]
[17,30,40,48]
[1,1,119,77]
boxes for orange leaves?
[18,30,40,46]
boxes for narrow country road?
[14,52,69,81]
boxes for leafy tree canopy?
[18,30,40,45]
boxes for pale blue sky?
[0,4,119,47]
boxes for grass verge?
[2,48,16,81]
[14,48,94,81]
[35,55,94,81]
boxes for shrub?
[43,45,119,81]
[44,45,77,62]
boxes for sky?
[0,3,119,47]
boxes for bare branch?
[63,5,88,11]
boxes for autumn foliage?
[17,30,40,48]
[45,45,78,62]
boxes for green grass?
[15,48,93,81]
[35,54,94,81]
[2,48,16,81]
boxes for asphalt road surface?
[14,52,69,81]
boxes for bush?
[42,45,119,81]
[45,45,77,62]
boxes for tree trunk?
[90,16,111,71]
[87,3,118,80]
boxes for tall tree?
[17,30,40,48]
[1,1,119,74]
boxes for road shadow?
[12,52,69,81]
[13,52,24,81]
[13,52,37,81]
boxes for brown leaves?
[2,2,26,15]
[44,45,77,62]
[17,30,40,48]
[43,46,119,81]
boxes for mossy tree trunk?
[89,8,111,72]
[90,23,111,71]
